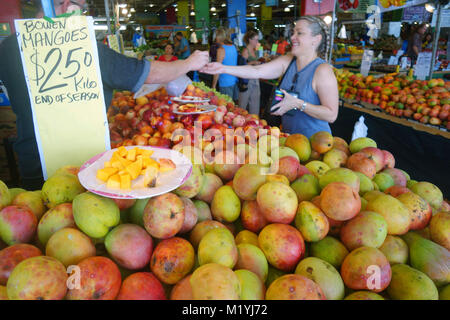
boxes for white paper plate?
[171,96,210,103]
[173,104,217,115]
[78,146,193,199]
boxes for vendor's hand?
[199,62,225,75]
[270,89,300,116]
[187,50,210,71]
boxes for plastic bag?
[165,75,192,97]
[133,84,163,99]
[351,116,368,141]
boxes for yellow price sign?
[15,16,110,179]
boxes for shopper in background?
[209,33,221,62]
[158,43,178,62]
[0,0,209,190]
[201,16,338,138]
[175,31,191,60]
[239,29,262,116]
[276,35,290,55]
[407,23,428,63]
[422,33,433,50]
[212,28,239,102]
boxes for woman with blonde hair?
[239,29,262,116]
[201,16,338,138]
[212,27,239,101]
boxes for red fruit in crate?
[156,138,172,149]
[196,114,213,130]
[157,119,173,134]
[180,115,194,128]
[142,109,153,123]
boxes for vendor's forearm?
[212,74,219,89]
[145,60,190,84]
[223,64,268,79]
[295,100,338,123]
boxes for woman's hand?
[270,89,300,116]
[200,62,225,74]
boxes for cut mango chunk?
[111,160,125,170]
[104,161,112,168]
[137,149,154,157]
[106,174,121,189]
[159,158,176,173]
[125,157,142,180]
[117,156,133,168]
[133,166,158,188]
[126,148,137,161]
[119,173,131,189]
[143,157,160,170]
[117,146,128,157]
[97,167,118,182]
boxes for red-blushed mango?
[235,230,259,247]
[235,269,265,300]
[378,235,409,265]
[363,190,385,202]
[54,165,80,176]
[66,256,122,300]
[37,203,75,246]
[340,211,388,251]
[290,174,321,202]
[366,194,410,235]
[198,228,238,269]
[104,224,153,270]
[295,201,329,242]
[6,256,67,300]
[189,220,227,249]
[0,205,37,245]
[320,182,361,221]
[213,151,242,182]
[266,274,326,300]
[277,156,301,182]
[429,212,450,250]
[0,244,42,285]
[8,188,25,201]
[359,147,385,172]
[309,236,349,269]
[284,133,311,163]
[46,227,96,267]
[295,257,345,300]
[258,223,305,272]
[11,191,46,220]
[344,291,384,300]
[150,237,195,285]
[256,182,298,224]
[382,168,407,187]
[347,152,377,179]
[143,193,185,239]
[240,200,268,233]
[382,150,395,169]
[0,285,7,300]
[195,173,223,203]
[310,131,334,154]
[266,174,290,185]
[116,272,166,300]
[341,246,391,293]
[297,164,312,178]
[178,197,198,234]
[112,198,136,210]
[190,263,241,300]
[397,192,432,231]
[170,274,194,300]
[232,164,267,201]
[235,243,269,282]
[385,185,410,197]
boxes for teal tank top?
[219,44,238,87]
[278,57,332,138]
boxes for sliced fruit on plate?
[159,158,176,173]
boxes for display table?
[331,101,450,198]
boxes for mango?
[284,134,311,162]
[379,235,409,265]
[291,174,321,202]
[388,264,438,300]
[309,236,349,268]
[410,181,443,210]
[318,168,360,193]
[295,201,329,242]
[235,269,265,300]
[354,172,374,195]
[344,291,384,300]
[232,164,267,201]
[72,192,120,238]
[211,185,241,223]
[366,194,410,235]
[127,198,150,227]
[8,188,26,200]
[235,243,268,282]
[190,263,240,300]
[266,274,325,300]
[0,180,11,210]
[11,191,46,220]
[193,200,212,222]
[42,173,85,208]
[349,137,377,154]
[198,228,238,268]
[235,230,259,247]
[429,212,450,250]
[175,164,204,198]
